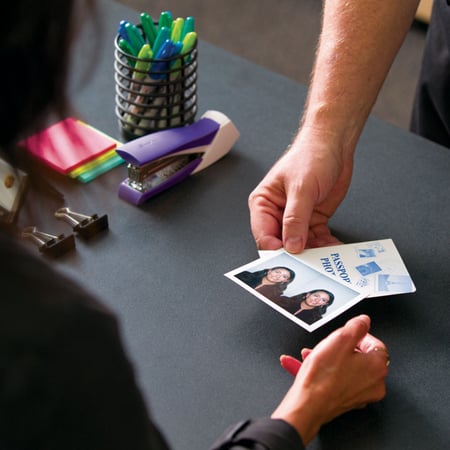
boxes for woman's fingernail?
[280,354,302,376]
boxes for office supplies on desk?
[117,10,195,58]
[22,226,75,257]
[68,149,124,183]
[114,10,198,139]
[116,110,240,205]
[20,118,121,179]
[114,40,198,139]
[55,207,109,239]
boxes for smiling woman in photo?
[273,289,335,325]
[235,266,296,301]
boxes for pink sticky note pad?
[21,118,118,174]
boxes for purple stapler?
[116,110,240,205]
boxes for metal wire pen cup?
[114,34,198,141]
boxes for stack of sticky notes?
[20,118,124,183]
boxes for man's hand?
[249,127,353,253]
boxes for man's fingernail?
[285,236,303,253]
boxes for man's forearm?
[300,0,420,155]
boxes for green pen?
[181,31,197,56]
[125,22,145,54]
[134,44,152,80]
[140,12,157,47]
[171,31,197,74]
[181,16,195,40]
[119,37,136,55]
[152,26,170,55]
[170,17,184,43]
[119,38,137,66]
[158,11,173,30]
[124,43,153,131]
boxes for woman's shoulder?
[235,270,260,287]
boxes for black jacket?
[0,234,303,450]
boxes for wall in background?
[416,0,433,23]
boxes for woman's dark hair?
[296,289,335,315]
[235,266,296,291]
[0,0,96,151]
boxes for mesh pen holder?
[114,35,198,141]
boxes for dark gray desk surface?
[26,1,450,449]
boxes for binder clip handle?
[55,207,108,239]
[22,226,75,257]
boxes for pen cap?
[114,24,198,141]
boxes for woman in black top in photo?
[289,289,335,324]
[270,289,334,324]
[235,266,295,302]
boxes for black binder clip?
[54,207,109,239]
[21,226,75,257]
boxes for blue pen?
[118,20,129,42]
[151,39,176,80]
[152,26,170,55]
[156,39,176,59]
[169,41,184,71]
[174,41,183,55]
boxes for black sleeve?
[45,298,171,450]
[210,417,305,450]
[0,237,171,450]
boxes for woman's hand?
[271,315,389,444]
